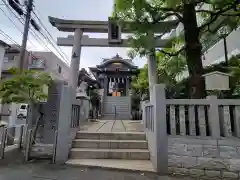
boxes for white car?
[17,104,28,119]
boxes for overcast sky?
[0,0,146,70]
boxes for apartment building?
[1,45,69,81]
[0,46,70,125]
[0,40,10,79]
[29,51,69,82]
[1,45,29,79]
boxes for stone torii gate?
[48,16,178,99]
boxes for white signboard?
[203,71,231,91]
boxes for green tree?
[174,54,240,98]
[132,50,187,99]
[88,88,101,118]
[114,0,240,98]
[0,68,52,142]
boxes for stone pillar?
[8,103,18,127]
[207,96,221,138]
[152,84,168,174]
[43,80,65,144]
[104,76,108,97]
[69,28,83,94]
[55,85,72,164]
[147,50,158,102]
[126,77,129,96]
[102,76,108,114]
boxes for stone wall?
[168,136,240,179]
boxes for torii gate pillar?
[69,29,83,92]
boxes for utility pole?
[19,0,33,72]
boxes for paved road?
[0,162,191,180]
[0,151,194,180]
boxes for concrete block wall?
[168,136,240,179]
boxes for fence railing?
[0,125,26,159]
[71,105,80,128]
[144,104,154,131]
[165,97,240,138]
[142,84,240,175]
[143,89,240,139]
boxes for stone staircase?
[102,96,131,120]
[66,131,154,172]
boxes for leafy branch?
[199,1,240,31]
[157,46,185,57]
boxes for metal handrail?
[114,105,117,120]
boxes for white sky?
[0,0,147,70]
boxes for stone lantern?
[203,71,231,91]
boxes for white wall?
[203,27,240,66]
[31,51,70,81]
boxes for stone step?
[104,107,129,109]
[75,132,146,140]
[70,148,150,160]
[66,159,155,172]
[101,114,131,120]
[104,104,129,106]
[104,106,129,111]
[72,139,148,149]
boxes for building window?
[3,57,9,63]
[58,65,62,74]
[32,59,42,65]
[3,54,15,62]
[31,58,45,68]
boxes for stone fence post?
[207,96,221,138]
[141,101,146,127]
[55,85,73,164]
[152,84,168,174]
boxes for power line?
[38,30,69,63]
[0,2,36,47]
[2,0,70,66]
[32,9,69,60]
[28,25,70,66]
[3,1,51,52]
[0,28,20,46]
[2,0,61,59]
[4,0,70,64]
[31,9,69,63]
[0,28,40,61]
[0,7,22,34]
[1,0,36,48]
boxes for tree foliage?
[0,68,52,104]
[132,52,240,99]
[114,0,240,98]
[173,54,240,98]
[0,69,52,144]
[131,50,187,99]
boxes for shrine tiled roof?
[100,53,134,65]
